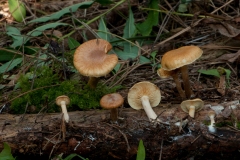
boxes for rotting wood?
[0,101,240,159]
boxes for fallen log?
[0,100,240,159]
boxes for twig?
[104,123,131,152]
[153,0,234,48]
[158,139,163,160]
[191,134,201,144]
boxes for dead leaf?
[221,106,232,118]
[203,18,240,37]
[217,75,226,96]
[234,16,240,23]
[215,50,240,63]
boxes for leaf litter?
[0,0,239,108]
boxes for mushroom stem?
[188,105,195,118]
[60,101,69,123]
[180,65,192,99]
[209,115,215,126]
[141,96,157,120]
[171,72,186,99]
[140,96,169,125]
[88,77,99,89]
[110,108,118,122]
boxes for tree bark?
[1,101,240,159]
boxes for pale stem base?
[189,105,196,118]
[209,115,215,126]
[60,101,69,123]
[141,96,157,121]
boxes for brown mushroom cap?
[100,93,124,109]
[56,95,70,106]
[208,110,216,117]
[161,46,203,71]
[157,68,174,78]
[128,81,161,110]
[180,98,204,113]
[73,39,118,77]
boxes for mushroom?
[128,81,168,125]
[157,68,185,99]
[100,93,124,122]
[208,110,216,127]
[56,95,70,123]
[208,110,216,133]
[180,98,204,118]
[161,46,203,98]
[73,39,118,89]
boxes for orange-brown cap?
[73,39,118,77]
[56,95,70,106]
[180,98,204,113]
[157,68,173,78]
[100,93,124,109]
[208,110,216,117]
[128,81,161,110]
[161,46,203,71]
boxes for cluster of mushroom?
[56,41,208,125]
[158,46,203,99]
[55,39,119,123]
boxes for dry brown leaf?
[203,18,240,37]
[215,50,240,63]
[217,75,226,96]
[221,106,232,118]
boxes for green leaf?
[136,0,159,36]
[115,50,150,64]
[8,0,26,22]
[0,142,15,160]
[224,69,231,86]
[8,23,69,48]
[139,56,150,64]
[97,17,110,41]
[113,63,121,73]
[6,26,25,48]
[123,8,136,53]
[28,1,94,23]
[0,48,21,62]
[0,58,22,74]
[177,4,188,13]
[136,140,145,160]
[115,50,137,60]
[27,23,70,37]
[0,84,5,90]
[123,8,136,39]
[63,153,88,160]
[68,37,80,50]
[198,69,220,78]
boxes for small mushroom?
[161,46,203,98]
[157,68,185,99]
[73,39,118,89]
[208,110,216,127]
[180,98,204,118]
[56,95,70,123]
[100,93,124,122]
[128,81,168,125]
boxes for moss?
[10,66,122,114]
[202,120,210,126]
[237,122,240,130]
[215,121,232,127]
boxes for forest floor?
[1,0,240,160]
